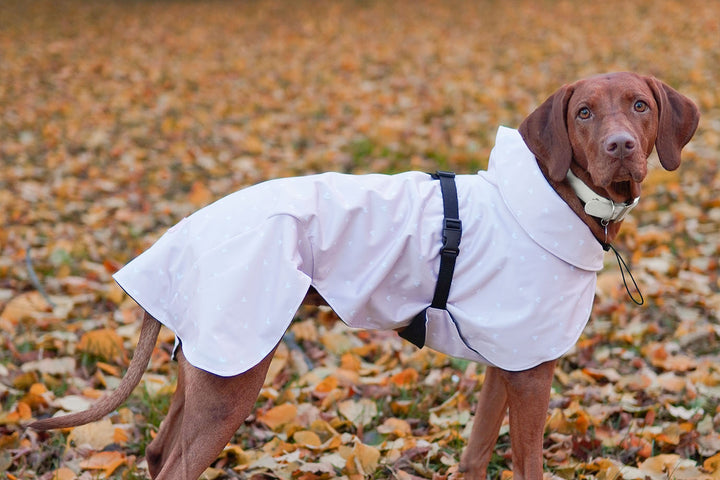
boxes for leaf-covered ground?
[1,0,719,478]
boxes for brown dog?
[31,73,699,480]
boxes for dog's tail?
[29,312,162,430]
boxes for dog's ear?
[646,77,700,171]
[519,84,575,182]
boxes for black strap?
[399,171,462,348]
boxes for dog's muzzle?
[566,170,640,224]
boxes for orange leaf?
[15,401,32,420]
[621,434,653,459]
[96,361,121,377]
[49,468,76,480]
[0,432,19,449]
[340,353,361,372]
[21,383,49,409]
[388,368,419,387]
[377,417,412,437]
[314,375,339,393]
[703,452,720,474]
[79,451,126,477]
[188,181,213,207]
[113,427,129,444]
[257,403,297,430]
[29,383,48,396]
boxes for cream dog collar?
[566,170,639,224]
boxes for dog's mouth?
[609,180,641,203]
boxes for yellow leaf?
[104,282,126,305]
[291,319,318,342]
[639,454,682,475]
[347,440,380,476]
[0,291,52,326]
[199,467,226,480]
[257,403,297,430]
[320,331,358,355]
[293,430,322,448]
[264,342,288,386]
[77,329,126,362]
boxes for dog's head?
[519,72,700,205]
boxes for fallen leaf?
[0,291,52,325]
[188,181,213,207]
[21,357,76,375]
[338,399,377,427]
[257,403,297,430]
[377,417,412,437]
[47,468,76,480]
[76,329,126,363]
[347,440,380,476]
[293,430,322,448]
[79,451,126,477]
[67,419,118,450]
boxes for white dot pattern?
[113,127,604,375]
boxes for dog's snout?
[605,132,636,159]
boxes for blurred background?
[1,1,718,478]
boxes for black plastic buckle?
[434,170,456,179]
[442,218,462,255]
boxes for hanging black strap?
[399,171,462,348]
[603,242,645,306]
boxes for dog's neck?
[538,165,632,246]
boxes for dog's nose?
[605,132,636,159]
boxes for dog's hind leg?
[145,349,188,478]
[147,346,277,480]
[458,365,509,479]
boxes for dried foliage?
[1,0,719,478]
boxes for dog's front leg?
[458,365,508,479]
[504,359,556,480]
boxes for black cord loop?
[606,243,644,306]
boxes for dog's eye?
[634,100,649,112]
[577,107,592,120]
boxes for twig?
[25,246,56,309]
[282,330,314,370]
